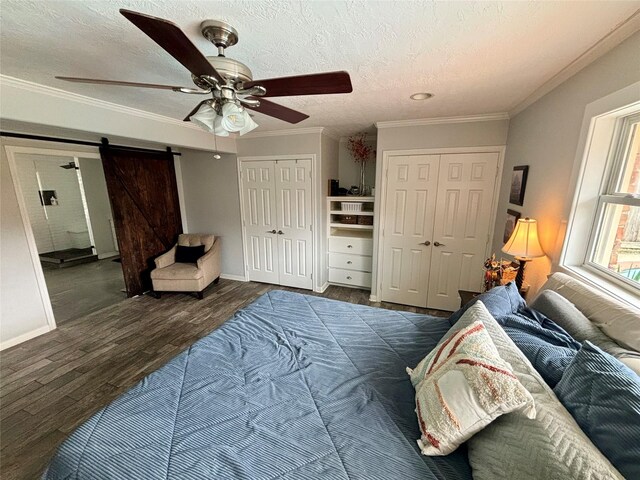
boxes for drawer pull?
[346,276,352,280]
[347,244,353,248]
[347,261,352,264]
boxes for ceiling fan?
[56,9,353,135]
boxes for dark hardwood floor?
[0,279,449,480]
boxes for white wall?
[0,142,57,348]
[179,150,245,278]
[320,134,340,288]
[491,31,640,296]
[78,157,118,258]
[376,119,510,154]
[338,136,377,191]
[14,154,89,253]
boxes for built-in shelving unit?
[327,196,375,289]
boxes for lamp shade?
[502,217,545,260]
[189,103,217,132]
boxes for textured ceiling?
[1,1,638,136]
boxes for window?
[587,113,640,289]
[561,90,640,305]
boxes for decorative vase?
[359,162,366,196]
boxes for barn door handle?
[277,230,284,235]
[434,241,445,247]
[419,241,431,246]
[267,229,277,234]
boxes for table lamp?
[502,217,545,290]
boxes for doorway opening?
[11,148,126,324]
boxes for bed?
[43,290,472,479]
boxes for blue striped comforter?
[44,291,471,479]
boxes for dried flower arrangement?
[483,254,519,292]
[347,133,375,195]
[347,133,375,165]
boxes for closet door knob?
[434,241,445,247]
[419,241,431,246]
[277,230,284,235]
[267,229,277,234]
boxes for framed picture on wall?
[39,190,59,206]
[503,209,521,243]
[509,165,529,206]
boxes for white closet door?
[380,155,440,307]
[275,159,313,289]
[427,152,499,310]
[242,161,279,284]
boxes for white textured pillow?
[407,302,535,456]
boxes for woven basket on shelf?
[340,215,357,224]
[357,216,373,225]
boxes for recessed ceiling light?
[410,92,434,100]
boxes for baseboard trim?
[0,325,52,351]
[369,294,380,302]
[220,273,248,282]
[317,282,329,293]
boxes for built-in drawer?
[328,236,373,255]
[329,252,372,272]
[328,268,372,288]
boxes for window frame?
[559,83,640,307]
[583,113,640,291]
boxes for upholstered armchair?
[151,233,221,299]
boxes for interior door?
[427,152,500,310]
[100,146,182,296]
[275,159,313,289]
[242,161,279,284]
[380,155,440,307]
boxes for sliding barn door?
[100,147,182,296]
[242,161,279,284]
[275,159,313,289]
[380,155,440,307]
[427,152,500,310]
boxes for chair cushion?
[554,341,640,480]
[175,245,205,264]
[150,262,203,281]
[178,233,215,252]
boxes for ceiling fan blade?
[243,71,352,97]
[55,76,197,91]
[244,97,309,124]
[183,100,209,121]
[120,9,224,84]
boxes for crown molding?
[0,75,202,131]
[510,9,640,117]
[339,134,377,143]
[375,113,509,129]
[240,126,326,139]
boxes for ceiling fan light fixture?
[189,102,217,132]
[410,92,434,100]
